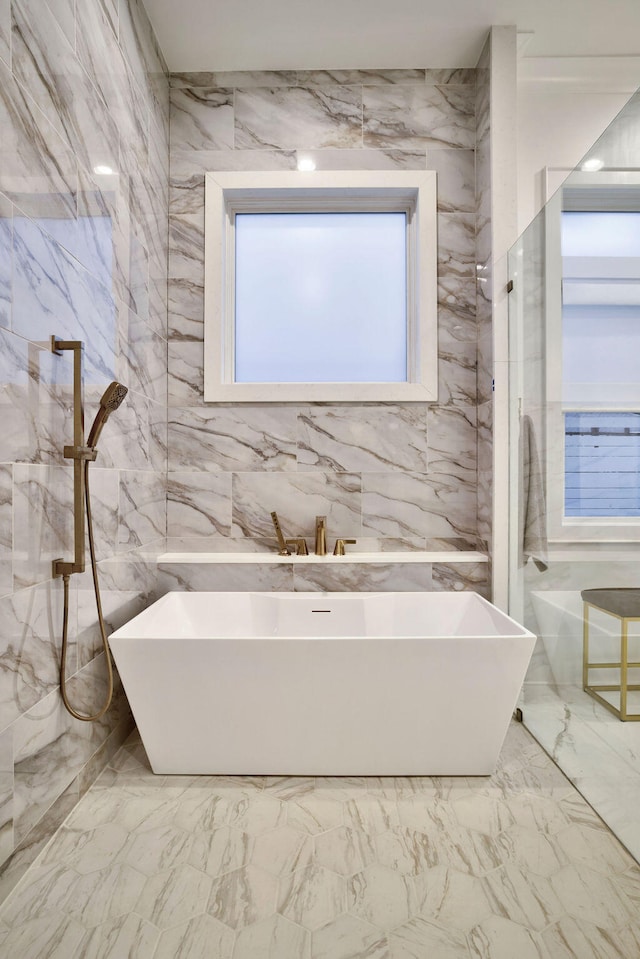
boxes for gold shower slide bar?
[50,336,93,577]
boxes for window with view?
[561,208,640,519]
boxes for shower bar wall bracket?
[50,335,88,578]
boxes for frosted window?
[562,212,640,257]
[561,211,640,405]
[562,305,640,405]
[234,212,407,383]
[203,169,438,402]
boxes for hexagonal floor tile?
[346,864,412,931]
[0,914,86,958]
[118,796,183,834]
[541,916,631,959]
[344,798,400,836]
[67,863,148,928]
[7,718,640,959]
[62,792,130,832]
[278,864,346,931]
[384,776,453,802]
[555,823,634,875]
[505,793,569,837]
[429,822,502,877]
[227,797,287,835]
[621,923,640,954]
[189,825,252,878]
[311,913,388,959]
[503,754,574,802]
[389,918,469,959]
[121,824,193,875]
[109,742,150,774]
[558,793,609,830]
[252,826,313,877]
[135,864,212,929]
[451,794,514,837]
[287,796,344,835]
[262,777,315,800]
[173,793,235,833]
[495,825,566,878]
[103,765,161,795]
[315,826,376,876]
[0,863,78,927]
[314,778,369,801]
[208,865,278,930]
[397,797,459,834]
[615,865,640,906]
[78,913,159,959]
[468,915,548,959]
[412,866,492,932]
[481,864,561,932]
[41,823,129,875]
[154,913,234,959]
[374,828,437,876]
[234,914,310,959]
[549,864,634,929]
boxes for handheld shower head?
[101,381,128,414]
[87,381,128,449]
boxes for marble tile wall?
[475,37,493,565]
[168,68,489,594]
[0,0,168,900]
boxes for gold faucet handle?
[285,538,309,556]
[333,538,357,556]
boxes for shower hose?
[59,459,114,722]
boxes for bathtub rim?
[108,589,535,642]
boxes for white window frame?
[545,179,640,542]
[203,170,438,402]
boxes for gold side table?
[582,588,640,721]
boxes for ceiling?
[142,0,640,73]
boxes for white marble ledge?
[547,549,640,563]
[157,551,488,565]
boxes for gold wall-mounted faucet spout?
[315,516,327,556]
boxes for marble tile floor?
[0,722,639,959]
[522,682,640,866]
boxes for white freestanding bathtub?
[108,591,536,776]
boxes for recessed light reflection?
[93,164,115,176]
[297,157,316,172]
[581,157,604,172]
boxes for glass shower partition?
[508,88,640,862]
